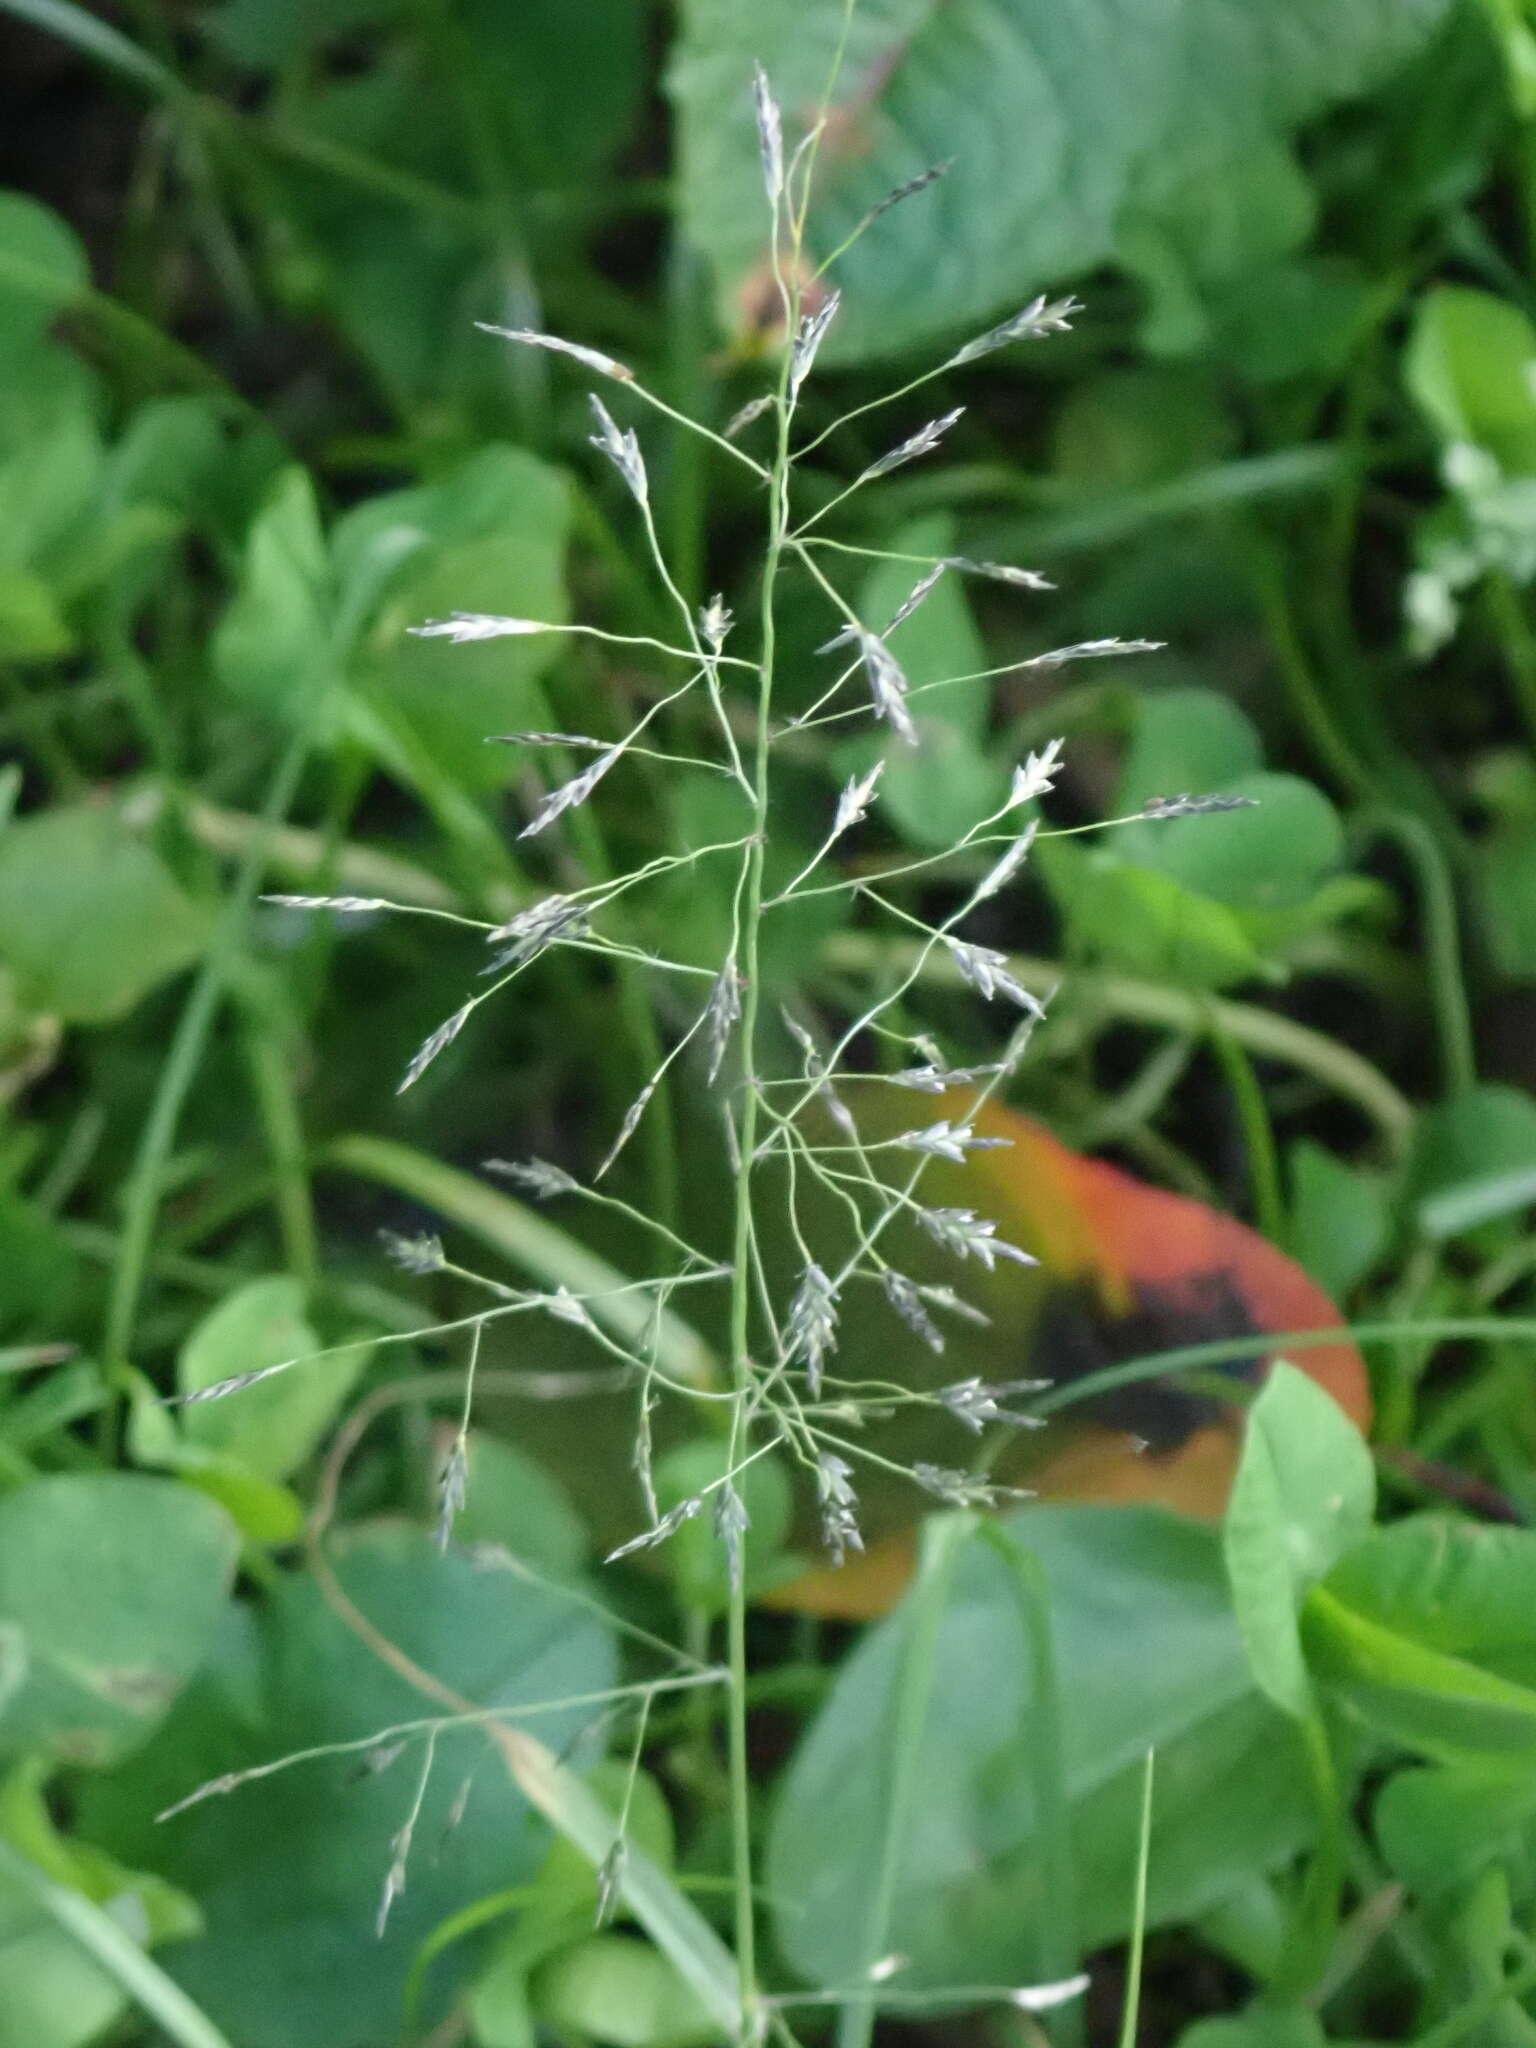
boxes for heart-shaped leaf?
[0,1476,238,1768]
[672,0,1454,364]
[1222,1361,1375,1719]
[767,1506,1314,1990]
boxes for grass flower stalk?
[209,24,1209,2040]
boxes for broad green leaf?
[1405,1084,1536,1242]
[297,206,470,418]
[1054,371,1234,489]
[876,719,1006,853]
[1116,773,1344,914]
[672,0,1452,364]
[453,1435,589,1579]
[212,467,336,725]
[102,397,225,523]
[429,1749,685,2037]
[1190,1877,1287,1983]
[530,1936,719,2048]
[1304,1585,1536,1763]
[0,570,71,659]
[0,405,102,582]
[0,1761,209,2048]
[247,47,490,405]
[0,1908,124,2048]
[482,1751,737,2041]
[469,1944,537,2048]
[465,0,646,187]
[1286,1141,1389,1298]
[1222,1361,1375,1719]
[1118,139,1314,360]
[0,803,209,1023]
[1406,285,1536,473]
[0,1188,79,1327]
[348,447,571,790]
[1113,691,1339,919]
[0,1632,24,1717]
[0,1361,102,1450]
[0,1475,238,1767]
[1238,872,1393,963]
[0,193,88,354]
[1482,0,1536,115]
[1472,747,1536,827]
[48,502,180,611]
[1443,1866,1536,2048]
[1054,846,1268,990]
[0,1761,201,1944]
[1175,2012,1326,2048]
[178,1278,365,1484]
[204,0,395,68]
[1376,1763,1536,1898]
[0,325,95,470]
[1481,819,1536,979]
[128,1367,306,1546]
[154,1454,304,1549]
[767,1507,1314,1991]
[417,1751,702,2045]
[1323,1516,1536,1684]
[1199,256,1372,386]
[78,1527,618,2048]
[0,1835,230,2048]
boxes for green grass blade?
[836,1511,974,2048]
[490,1723,741,2034]
[980,1522,1079,2045]
[0,1841,235,2048]
[103,729,313,1445]
[1033,1319,1536,1421]
[324,1135,718,1389]
[0,0,182,95]
[1410,1949,1536,2048]
[1117,1750,1156,2048]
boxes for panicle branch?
[195,59,1250,2039]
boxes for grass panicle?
[173,25,1257,2042]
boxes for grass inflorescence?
[176,21,1249,2044]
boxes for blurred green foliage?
[3,2,1536,2045]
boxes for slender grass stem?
[722,331,794,2048]
[1246,539,1369,800]
[1486,570,1536,751]
[1031,1317,1536,1420]
[100,728,311,1446]
[1206,1019,1286,1243]
[1117,1752,1156,2048]
[1357,810,1476,1099]
[235,987,319,1289]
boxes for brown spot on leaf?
[93,1665,176,1710]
